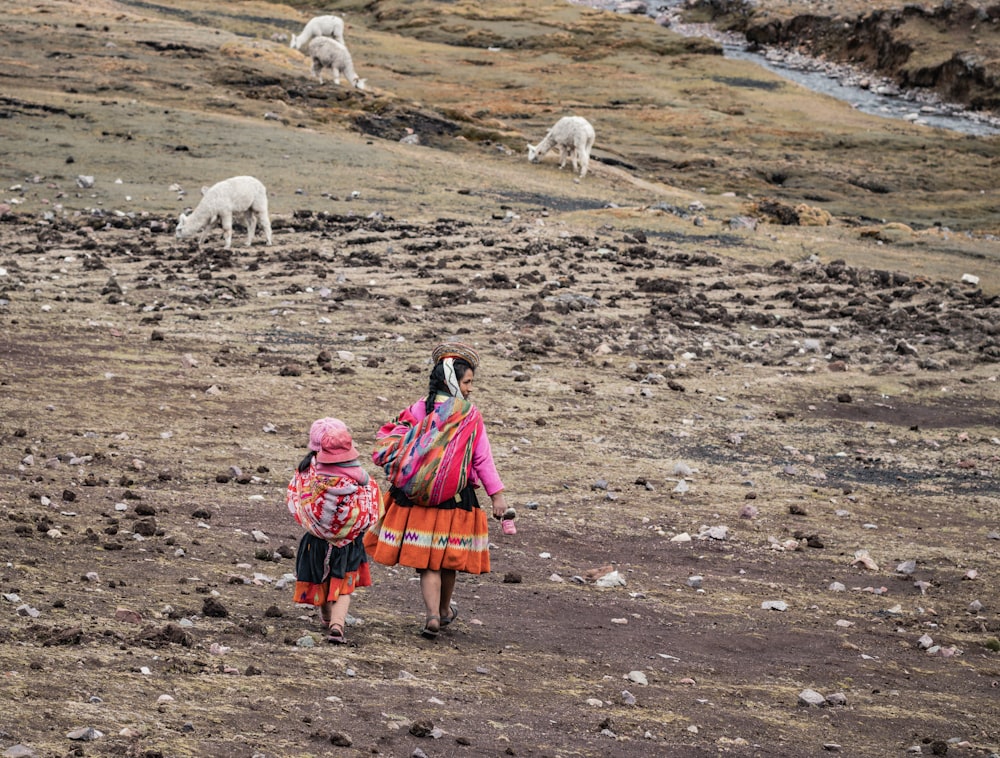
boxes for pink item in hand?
[501,518,517,535]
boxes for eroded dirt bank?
[692,0,1000,112]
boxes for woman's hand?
[490,491,508,519]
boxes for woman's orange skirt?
[364,491,491,574]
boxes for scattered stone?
[671,532,692,543]
[852,550,879,571]
[626,670,648,685]
[594,570,626,588]
[409,719,435,738]
[202,597,228,618]
[3,745,36,758]
[115,607,143,624]
[329,731,352,747]
[698,525,728,541]
[687,575,703,589]
[896,559,917,575]
[761,600,788,611]
[66,727,103,741]
[829,582,846,592]
[797,688,826,707]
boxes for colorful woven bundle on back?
[286,463,382,548]
[372,396,482,507]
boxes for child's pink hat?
[308,417,359,463]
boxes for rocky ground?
[1,1,999,757]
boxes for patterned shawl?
[372,395,483,507]
[286,463,382,547]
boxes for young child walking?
[286,417,381,644]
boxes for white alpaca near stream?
[307,37,366,89]
[290,15,345,50]
[527,116,596,179]
[175,176,272,250]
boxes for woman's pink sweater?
[402,399,505,496]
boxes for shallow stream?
[572,0,1000,136]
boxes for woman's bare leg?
[439,569,457,619]
[420,569,443,633]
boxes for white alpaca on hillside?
[527,116,596,179]
[307,37,366,89]
[290,15,344,51]
[175,176,272,249]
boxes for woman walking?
[366,342,508,639]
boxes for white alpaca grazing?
[527,116,596,179]
[290,15,344,51]
[175,176,272,250]
[307,37,366,90]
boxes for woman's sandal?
[326,622,347,645]
[420,615,441,640]
[439,602,459,628]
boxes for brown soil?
[1,1,999,757]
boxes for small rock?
[761,600,788,611]
[671,531,692,543]
[202,597,228,618]
[409,718,435,738]
[686,575,703,589]
[738,503,758,519]
[594,570,626,588]
[699,525,728,541]
[115,607,143,624]
[626,670,648,685]
[896,559,917,575]
[797,688,826,707]
[825,692,847,706]
[852,550,879,571]
[66,727,103,741]
[3,745,36,758]
[329,731,352,747]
